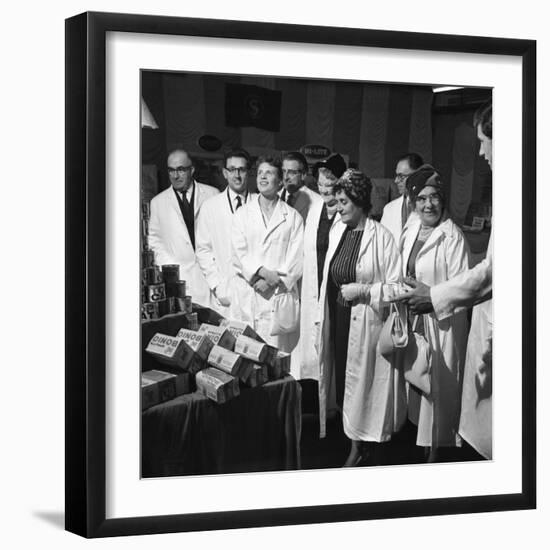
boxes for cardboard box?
[242,364,268,388]
[234,334,278,366]
[145,333,202,372]
[267,351,291,380]
[176,328,214,361]
[207,345,242,376]
[141,369,191,410]
[141,377,160,410]
[219,318,265,342]
[198,323,236,350]
[195,367,240,404]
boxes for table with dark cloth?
[141,309,302,477]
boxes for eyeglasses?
[394,173,410,182]
[168,166,193,176]
[283,169,303,177]
[415,193,442,205]
[225,167,248,175]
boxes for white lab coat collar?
[400,214,453,276]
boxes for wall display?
[65,11,536,538]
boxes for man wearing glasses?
[148,148,219,307]
[380,152,424,245]
[196,149,255,314]
[280,151,323,224]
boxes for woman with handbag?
[316,169,407,467]
[230,156,304,352]
[399,165,470,462]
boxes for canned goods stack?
[140,258,194,320]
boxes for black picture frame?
[65,11,536,538]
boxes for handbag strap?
[389,301,399,317]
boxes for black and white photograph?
[139,70,494,477]
[53,4,539,543]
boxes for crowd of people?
[147,99,494,467]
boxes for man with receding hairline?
[148,148,218,306]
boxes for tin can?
[142,302,159,320]
[174,280,186,298]
[178,295,192,313]
[147,283,166,302]
[184,312,199,331]
[157,299,169,317]
[166,296,177,314]
[161,264,180,284]
[142,249,155,269]
[145,265,163,285]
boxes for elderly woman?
[400,165,470,461]
[230,156,304,352]
[317,169,406,467]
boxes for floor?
[297,380,484,471]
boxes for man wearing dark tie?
[281,151,323,224]
[148,149,219,306]
[196,149,256,314]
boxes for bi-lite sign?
[300,144,331,159]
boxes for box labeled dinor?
[141,369,191,410]
[195,367,240,404]
[242,363,268,388]
[219,318,264,342]
[207,345,242,376]
[234,334,277,365]
[145,333,195,370]
[141,378,160,410]
[176,328,214,361]
[267,351,291,380]
[198,323,236,350]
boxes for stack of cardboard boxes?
[142,318,291,409]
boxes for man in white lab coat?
[392,101,493,459]
[196,149,255,314]
[280,151,323,223]
[380,152,424,245]
[148,149,219,307]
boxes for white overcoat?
[290,202,339,380]
[195,190,256,315]
[400,216,470,447]
[282,185,323,224]
[148,182,219,307]
[317,218,406,440]
[431,231,493,458]
[381,195,418,247]
[230,196,304,352]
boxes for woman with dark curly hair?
[316,169,407,467]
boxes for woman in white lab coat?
[400,165,470,461]
[317,169,406,467]
[230,156,304,352]
[293,167,341,381]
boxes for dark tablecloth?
[141,310,301,477]
[142,376,302,477]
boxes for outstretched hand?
[390,278,434,315]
